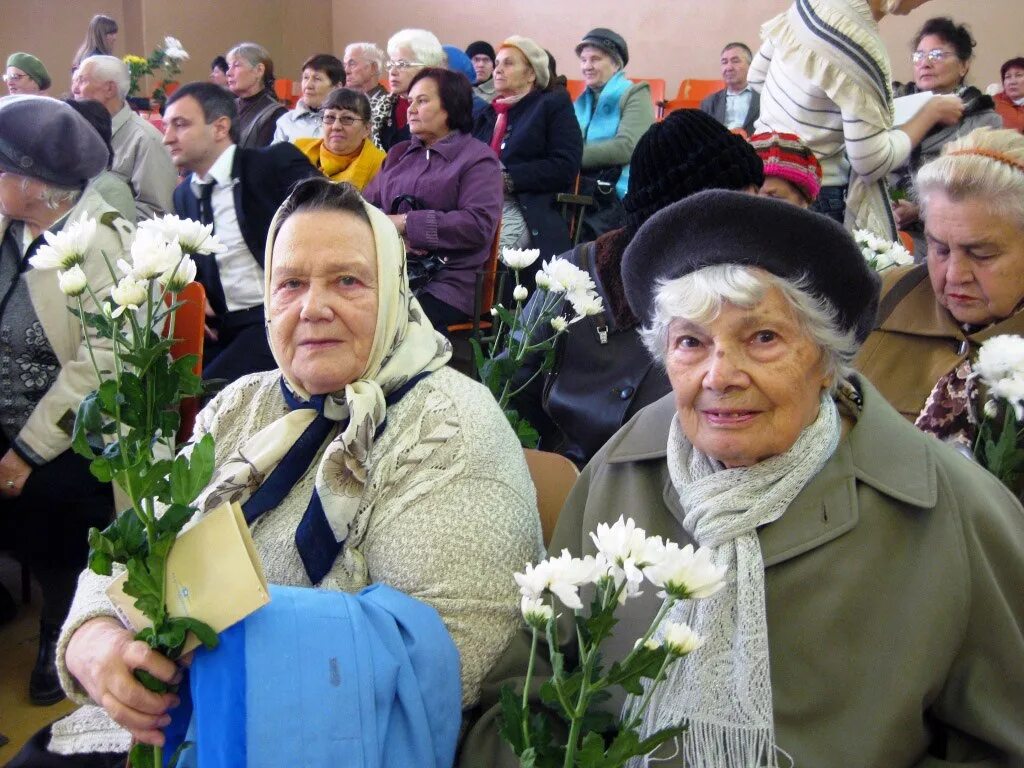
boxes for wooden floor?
[0,558,78,761]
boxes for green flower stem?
[76,297,103,384]
[521,627,538,748]
[623,652,675,731]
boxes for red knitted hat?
[749,132,823,203]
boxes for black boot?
[29,623,65,706]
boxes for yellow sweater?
[294,137,385,190]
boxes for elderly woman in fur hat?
[459,191,1024,768]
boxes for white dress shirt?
[724,87,753,130]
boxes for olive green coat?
[459,377,1024,768]
[856,265,1024,422]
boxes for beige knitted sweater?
[50,366,544,755]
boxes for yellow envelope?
[106,501,270,654]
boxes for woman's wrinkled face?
[759,176,810,208]
[926,191,1024,327]
[407,77,449,143]
[579,46,617,89]
[0,171,34,220]
[386,46,422,96]
[1003,66,1024,101]
[344,51,377,92]
[665,282,829,468]
[4,67,40,95]
[227,54,263,97]
[270,210,379,395]
[323,107,369,155]
[493,47,536,98]
[301,67,334,109]
[913,34,967,94]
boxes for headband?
[947,148,1024,174]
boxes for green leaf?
[175,616,219,650]
[123,556,164,619]
[71,392,105,461]
[88,549,113,576]
[469,337,487,385]
[514,416,541,450]
[167,740,194,768]
[606,645,670,696]
[134,668,167,693]
[129,742,156,768]
[157,503,196,537]
[574,732,607,768]
[498,683,527,755]
[632,723,689,762]
[186,434,216,498]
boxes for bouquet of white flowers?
[473,249,604,447]
[31,213,222,768]
[124,35,189,101]
[500,517,727,768]
[853,229,914,272]
[971,334,1024,497]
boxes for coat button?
[531,229,539,236]
[618,386,635,400]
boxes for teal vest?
[573,70,633,199]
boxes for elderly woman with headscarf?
[343,42,389,147]
[271,53,346,144]
[14,177,540,765]
[473,36,583,277]
[379,29,447,151]
[746,0,966,239]
[5,53,51,95]
[857,127,1024,443]
[291,87,385,189]
[511,110,764,467]
[460,190,1024,768]
[0,96,130,707]
[571,28,654,240]
[226,42,288,149]
[889,17,1003,258]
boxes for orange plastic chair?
[898,230,915,253]
[631,77,666,118]
[274,78,294,107]
[447,227,501,337]
[565,79,587,102]
[523,448,580,546]
[163,281,206,443]
[663,78,725,116]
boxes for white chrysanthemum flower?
[540,257,596,295]
[29,214,97,270]
[520,596,553,629]
[110,275,148,317]
[513,284,528,302]
[163,37,189,60]
[130,229,183,280]
[501,247,541,270]
[550,316,568,333]
[983,399,999,419]
[535,271,552,290]
[663,621,704,656]
[139,215,224,256]
[567,290,604,318]
[57,265,89,297]
[990,375,1024,420]
[159,255,197,292]
[590,516,663,599]
[513,550,601,610]
[643,542,727,600]
[975,335,1024,389]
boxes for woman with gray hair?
[226,42,287,149]
[459,190,1024,767]
[343,42,389,148]
[379,29,446,150]
[0,95,130,707]
[857,127,1024,442]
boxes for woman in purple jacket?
[364,67,503,330]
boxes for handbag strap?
[876,264,928,326]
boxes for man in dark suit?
[700,42,760,137]
[163,82,318,384]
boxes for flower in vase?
[58,265,89,297]
[501,247,540,270]
[521,596,553,628]
[140,215,224,256]
[163,36,189,61]
[29,214,97,270]
[663,621,703,656]
[513,284,528,302]
[110,275,148,317]
[159,255,198,292]
[644,542,727,600]
[129,228,183,279]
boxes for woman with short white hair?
[459,189,1024,768]
[378,29,445,150]
[343,42,389,147]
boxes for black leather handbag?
[389,194,447,294]
[575,166,626,243]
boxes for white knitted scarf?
[634,393,840,768]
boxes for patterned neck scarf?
[915,358,977,449]
[195,200,452,584]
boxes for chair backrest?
[523,448,580,546]
[445,225,502,335]
[165,281,206,442]
[630,77,666,118]
[274,78,292,102]
[664,78,725,114]
[565,79,587,102]
[898,230,914,253]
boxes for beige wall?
[1,1,1021,98]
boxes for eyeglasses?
[385,59,424,71]
[322,114,365,127]
[912,49,957,65]
[2,73,26,84]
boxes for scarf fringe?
[676,721,779,768]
